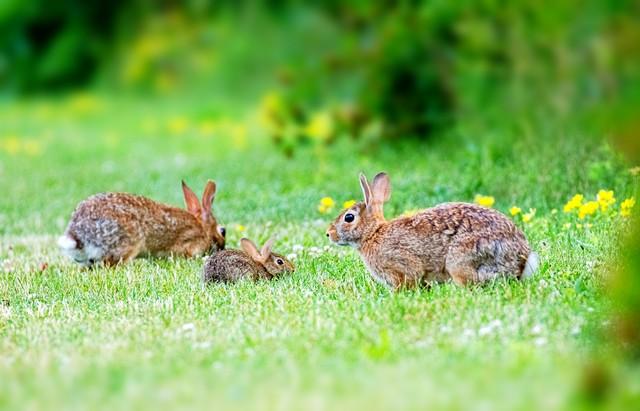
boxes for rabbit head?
[182,180,226,252]
[240,238,295,277]
[326,172,390,247]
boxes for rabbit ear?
[260,238,274,259]
[369,172,390,216]
[201,180,216,213]
[359,172,372,207]
[182,180,201,215]
[371,172,391,203]
[240,238,263,262]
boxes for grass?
[0,94,638,410]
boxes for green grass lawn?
[1,94,638,410]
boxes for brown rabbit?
[202,238,294,283]
[326,172,539,289]
[58,180,226,266]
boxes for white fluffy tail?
[522,251,540,279]
[57,234,77,250]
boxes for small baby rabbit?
[326,172,539,288]
[202,238,294,283]
[59,180,226,266]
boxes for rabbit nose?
[325,232,330,237]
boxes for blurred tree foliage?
[1,0,638,141]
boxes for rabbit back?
[363,202,531,286]
[202,249,267,283]
[61,193,205,265]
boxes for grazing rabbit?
[326,172,539,288]
[202,238,294,283]
[58,180,226,266]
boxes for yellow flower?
[522,208,536,223]
[509,206,522,216]
[320,197,335,208]
[578,201,599,219]
[629,166,640,176]
[2,136,20,155]
[167,116,189,135]
[620,197,636,217]
[474,194,495,208]
[342,200,356,209]
[596,189,616,211]
[235,224,246,232]
[305,111,334,141]
[563,194,583,213]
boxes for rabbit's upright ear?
[241,238,263,263]
[182,180,201,215]
[260,238,274,259]
[370,172,391,215]
[201,180,217,212]
[359,172,372,207]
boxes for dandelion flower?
[318,197,335,214]
[563,194,583,213]
[509,206,522,216]
[596,189,615,211]
[342,200,356,209]
[620,197,636,217]
[474,194,495,208]
[578,201,599,219]
[235,224,246,232]
[320,197,335,208]
[522,208,536,223]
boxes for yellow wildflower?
[509,206,522,216]
[578,201,599,219]
[167,116,189,135]
[563,194,583,213]
[235,224,246,232]
[596,189,615,211]
[305,111,334,141]
[474,194,495,208]
[620,197,636,217]
[342,200,356,209]
[318,197,336,214]
[2,136,20,155]
[522,208,536,223]
[320,197,335,208]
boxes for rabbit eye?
[276,258,284,265]
[344,213,355,223]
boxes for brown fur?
[326,172,533,289]
[60,180,225,266]
[202,238,294,283]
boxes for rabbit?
[326,172,539,289]
[202,238,294,283]
[58,180,226,266]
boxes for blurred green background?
[2,0,638,146]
